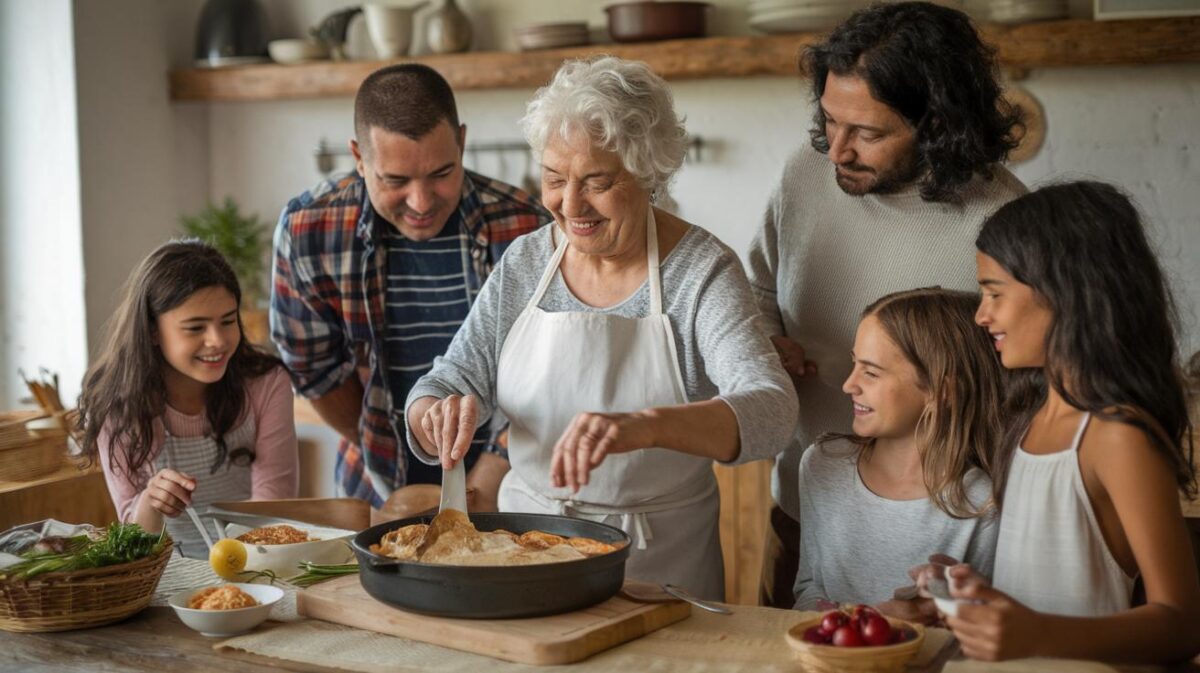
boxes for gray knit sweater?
[406,223,799,473]
[747,146,1026,521]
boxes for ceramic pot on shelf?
[364,2,428,59]
[424,0,472,54]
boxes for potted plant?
[179,198,271,345]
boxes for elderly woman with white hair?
[404,57,797,600]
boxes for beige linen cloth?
[215,604,953,673]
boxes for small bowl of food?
[223,523,356,580]
[168,583,284,637]
[785,604,925,673]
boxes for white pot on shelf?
[363,2,428,59]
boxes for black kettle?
[194,0,270,67]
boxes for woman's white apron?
[495,211,724,600]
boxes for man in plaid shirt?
[271,64,548,507]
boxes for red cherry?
[820,611,847,635]
[802,626,829,644]
[861,615,893,646]
[852,604,879,619]
[832,625,865,648]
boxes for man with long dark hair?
[272,64,549,509]
[748,2,1028,609]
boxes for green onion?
[0,522,169,581]
[289,561,359,587]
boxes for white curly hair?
[521,56,689,199]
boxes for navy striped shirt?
[382,215,490,482]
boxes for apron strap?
[525,209,666,316]
[645,208,664,316]
[525,227,570,312]
[162,426,178,471]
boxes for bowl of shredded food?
[168,582,284,636]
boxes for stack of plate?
[748,0,871,34]
[514,22,590,51]
[980,0,1066,23]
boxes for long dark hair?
[977,181,1196,500]
[78,240,281,480]
[824,288,1006,517]
[803,1,1023,202]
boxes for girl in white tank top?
[932,182,1199,664]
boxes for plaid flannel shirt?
[271,170,548,505]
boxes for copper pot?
[605,1,711,43]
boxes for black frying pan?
[350,512,632,619]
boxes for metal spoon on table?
[185,506,215,552]
[662,584,733,615]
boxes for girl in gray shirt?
[793,288,1003,619]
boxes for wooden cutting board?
[296,575,692,665]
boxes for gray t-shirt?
[793,438,999,610]
[406,222,799,470]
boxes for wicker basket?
[0,542,173,632]
[0,410,45,450]
[0,435,67,482]
[785,615,926,673]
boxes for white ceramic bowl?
[224,523,356,580]
[267,38,329,64]
[169,583,284,637]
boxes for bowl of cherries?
[785,604,925,673]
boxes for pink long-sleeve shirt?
[97,366,299,522]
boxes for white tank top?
[992,413,1136,616]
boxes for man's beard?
[834,154,921,196]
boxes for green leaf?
[179,197,268,304]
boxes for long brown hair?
[976,181,1196,500]
[825,288,1007,518]
[77,240,281,481]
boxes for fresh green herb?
[0,523,169,581]
[289,561,359,587]
[234,568,279,585]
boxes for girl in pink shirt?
[78,240,298,557]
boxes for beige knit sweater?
[747,145,1027,521]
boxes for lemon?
[209,538,248,580]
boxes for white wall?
[73,0,211,369]
[0,1,88,409]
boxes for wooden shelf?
[169,16,1200,101]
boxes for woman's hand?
[550,411,655,492]
[946,581,1045,661]
[417,394,479,469]
[908,553,963,597]
[141,469,195,517]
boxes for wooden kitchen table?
[3,604,1196,673]
[0,607,330,673]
